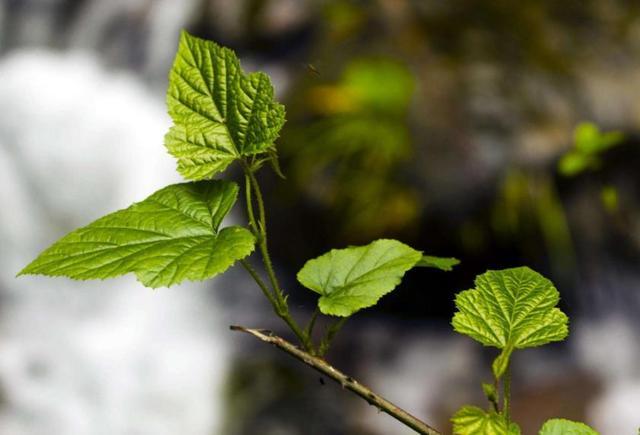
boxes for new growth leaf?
[166,31,285,179]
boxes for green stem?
[244,173,258,235]
[240,259,277,307]
[503,366,511,423]
[304,308,320,340]
[240,161,312,351]
[319,317,349,356]
[493,377,501,413]
[245,165,283,301]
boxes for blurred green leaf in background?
[282,58,418,239]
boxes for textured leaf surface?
[297,239,422,316]
[20,181,255,288]
[452,267,568,376]
[539,419,598,435]
[451,406,521,435]
[166,31,285,179]
[416,255,460,271]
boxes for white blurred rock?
[0,50,229,435]
[575,315,640,434]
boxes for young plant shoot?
[20,32,598,435]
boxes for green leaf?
[559,123,624,177]
[166,31,285,180]
[574,122,602,154]
[481,382,498,405]
[574,122,623,154]
[539,419,598,435]
[451,406,521,435]
[416,255,460,271]
[558,151,597,177]
[297,239,422,317]
[19,181,255,288]
[452,267,569,378]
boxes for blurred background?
[1,0,639,434]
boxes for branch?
[231,325,441,435]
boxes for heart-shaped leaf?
[19,181,255,288]
[297,239,422,317]
[166,31,285,180]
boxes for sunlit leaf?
[166,31,285,180]
[452,267,568,378]
[451,406,521,435]
[297,239,422,316]
[539,419,598,435]
[20,181,255,288]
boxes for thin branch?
[241,260,311,350]
[240,260,277,306]
[245,167,282,298]
[240,163,312,351]
[244,173,258,236]
[231,325,441,435]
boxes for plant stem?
[244,173,258,235]
[240,162,312,351]
[304,308,320,340]
[231,325,441,435]
[245,166,283,299]
[240,260,277,307]
[493,377,501,413]
[318,317,349,356]
[503,365,511,423]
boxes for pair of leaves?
[452,267,569,378]
[297,239,458,317]
[166,31,285,180]
[452,408,597,435]
[22,32,288,288]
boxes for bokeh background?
[1,1,639,434]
